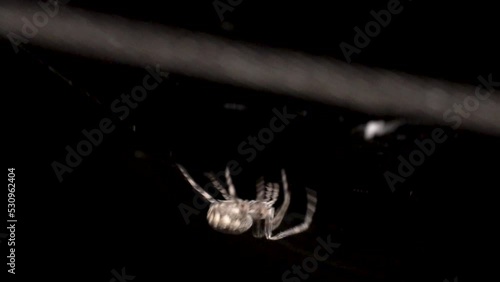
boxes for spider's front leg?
[177,164,217,203]
[271,169,291,230]
[225,166,237,198]
[265,188,317,240]
[256,177,265,201]
[204,172,231,200]
[263,207,275,239]
[253,178,279,238]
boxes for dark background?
[3,0,499,281]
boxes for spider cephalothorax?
[177,164,317,240]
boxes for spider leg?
[262,207,275,239]
[271,169,292,230]
[265,182,280,206]
[272,183,280,203]
[266,187,317,240]
[177,164,217,203]
[256,176,265,201]
[252,177,267,239]
[269,183,280,205]
[204,172,231,200]
[264,184,272,202]
[225,166,237,198]
[252,216,266,238]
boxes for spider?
[176,164,317,240]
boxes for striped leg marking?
[225,166,237,198]
[177,164,216,203]
[204,172,231,200]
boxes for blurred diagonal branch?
[1,2,499,135]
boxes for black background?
[3,0,499,281]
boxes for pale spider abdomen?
[207,201,253,234]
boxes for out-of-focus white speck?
[363,120,403,140]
